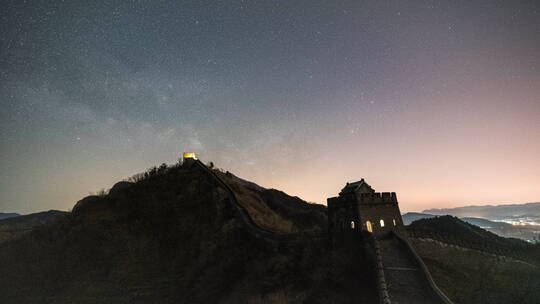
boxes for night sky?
[1,1,539,214]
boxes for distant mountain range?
[423,202,540,225]
[0,210,68,243]
[401,212,437,225]
[403,206,540,242]
[0,213,20,220]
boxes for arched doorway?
[366,220,373,233]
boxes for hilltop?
[0,161,377,304]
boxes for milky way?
[1,1,539,213]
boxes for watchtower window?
[350,221,356,229]
[393,219,396,226]
[366,221,373,233]
[380,219,385,227]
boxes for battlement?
[328,191,398,207]
[359,192,397,204]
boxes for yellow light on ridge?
[183,152,197,160]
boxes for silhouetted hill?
[424,202,540,225]
[407,216,540,303]
[0,210,68,243]
[402,212,514,231]
[403,212,540,242]
[0,213,20,220]
[408,215,530,249]
[0,162,377,304]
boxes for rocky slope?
[0,161,378,304]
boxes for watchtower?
[182,152,198,166]
[327,179,404,238]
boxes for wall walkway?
[191,160,305,247]
[376,233,453,304]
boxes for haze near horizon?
[1,1,539,214]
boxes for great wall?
[185,155,453,304]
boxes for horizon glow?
[1,1,539,214]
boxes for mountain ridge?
[402,212,540,242]
[0,161,377,304]
[0,210,68,243]
[0,213,20,220]
[423,202,540,219]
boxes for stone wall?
[327,196,358,235]
[357,200,404,237]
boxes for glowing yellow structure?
[182,152,198,160]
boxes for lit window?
[350,221,355,229]
[393,219,396,226]
[380,219,385,227]
[366,221,373,232]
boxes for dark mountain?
[0,213,20,220]
[407,216,540,304]
[0,210,68,243]
[0,162,378,304]
[424,202,540,225]
[402,212,436,225]
[460,216,509,228]
[403,212,540,242]
[407,215,530,249]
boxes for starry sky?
[1,1,539,214]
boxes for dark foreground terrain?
[1,161,539,303]
[0,162,377,304]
